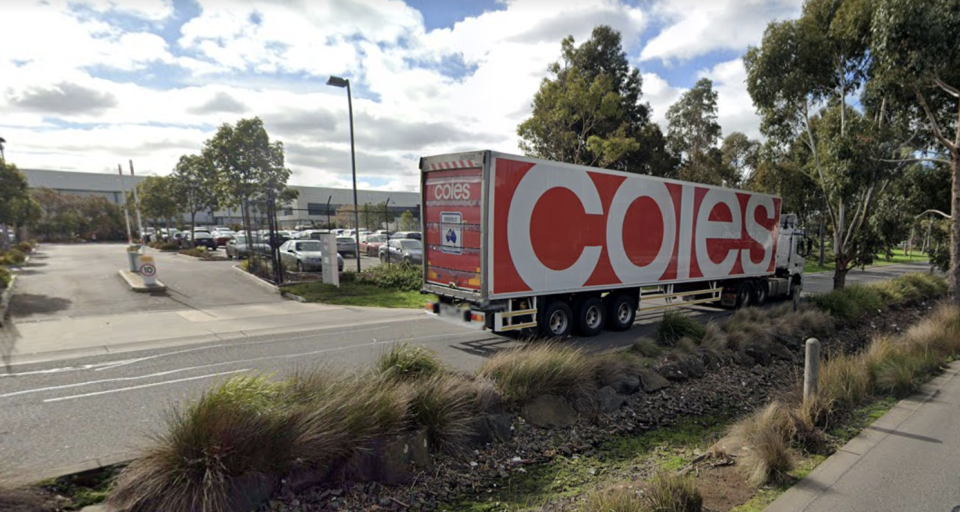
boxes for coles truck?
[421,151,811,337]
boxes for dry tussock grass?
[731,401,794,487]
[478,343,599,404]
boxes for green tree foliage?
[172,154,220,245]
[666,78,735,185]
[745,0,891,288]
[721,132,761,184]
[0,161,39,248]
[517,25,676,176]
[136,176,179,233]
[29,188,125,241]
[868,0,960,299]
[399,210,417,231]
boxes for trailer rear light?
[470,312,485,323]
[425,302,439,314]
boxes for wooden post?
[804,338,821,402]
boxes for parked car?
[279,240,344,273]
[336,236,358,257]
[360,234,386,256]
[299,229,331,240]
[225,234,270,259]
[211,229,235,246]
[379,238,423,264]
[183,231,217,250]
[392,231,421,241]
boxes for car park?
[279,240,344,273]
[392,231,422,241]
[379,238,423,264]
[226,234,271,259]
[336,236,358,257]
[184,231,217,250]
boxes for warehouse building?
[19,168,420,228]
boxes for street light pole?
[327,75,361,273]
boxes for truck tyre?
[574,297,605,337]
[539,300,573,338]
[605,294,636,331]
[754,279,768,306]
[736,282,754,309]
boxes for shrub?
[582,485,644,512]
[642,471,703,512]
[818,351,871,408]
[362,261,422,291]
[632,337,663,358]
[157,242,180,251]
[340,270,357,283]
[27,238,38,248]
[897,273,947,299]
[732,401,794,486]
[656,311,706,345]
[178,248,209,258]
[478,343,598,404]
[0,248,25,266]
[0,266,10,290]
[109,375,296,512]
[16,241,33,253]
[408,374,476,452]
[810,284,882,321]
[377,343,445,381]
[873,354,924,397]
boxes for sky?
[0,0,804,191]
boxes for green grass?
[283,281,429,308]
[38,465,121,510]
[804,252,928,274]
[655,310,707,345]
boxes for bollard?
[138,255,158,287]
[804,338,821,402]
[126,244,141,272]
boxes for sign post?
[321,234,339,287]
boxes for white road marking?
[42,370,249,403]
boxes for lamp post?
[327,75,362,273]
[0,136,6,163]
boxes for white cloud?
[1,0,784,192]
[698,58,761,139]
[640,0,802,63]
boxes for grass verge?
[283,281,428,308]
[804,252,928,274]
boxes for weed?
[0,266,10,289]
[408,374,476,453]
[109,375,297,512]
[632,337,663,358]
[478,343,598,404]
[818,351,870,408]
[643,471,703,512]
[377,343,445,381]
[656,311,706,345]
[732,402,794,486]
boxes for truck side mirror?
[803,237,814,258]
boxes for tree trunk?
[190,212,196,248]
[950,150,960,303]
[833,255,849,289]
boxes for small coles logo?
[433,182,472,201]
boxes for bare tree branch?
[878,157,951,165]
[916,89,958,151]
[933,76,960,98]
[916,209,952,219]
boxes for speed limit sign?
[139,263,156,277]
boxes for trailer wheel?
[604,294,636,331]
[754,279,769,306]
[736,282,754,309]
[539,300,573,338]
[574,297,605,337]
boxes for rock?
[610,373,641,394]
[742,341,792,366]
[597,386,626,414]
[637,368,671,392]
[486,414,514,442]
[732,351,756,367]
[467,414,514,445]
[658,356,704,381]
[347,429,431,484]
[521,394,577,428]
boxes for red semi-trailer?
[421,151,811,337]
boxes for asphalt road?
[0,259,933,484]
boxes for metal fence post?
[804,338,821,402]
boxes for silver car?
[279,240,343,272]
[336,236,358,257]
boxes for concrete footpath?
[765,361,960,512]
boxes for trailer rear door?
[421,152,485,298]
